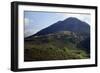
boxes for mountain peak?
[28,17,90,37]
[64,17,80,21]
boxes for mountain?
[24,17,90,61]
[33,17,90,36]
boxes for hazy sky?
[24,11,91,37]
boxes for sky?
[24,11,91,37]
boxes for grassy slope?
[24,32,89,61]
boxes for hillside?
[24,31,90,61]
